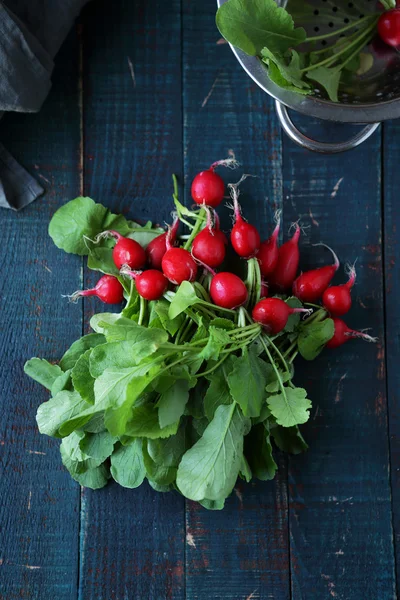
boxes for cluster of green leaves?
[26,248,333,509]
[216,0,383,102]
[49,196,164,275]
[25,196,335,509]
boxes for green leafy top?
[25,195,340,509]
[216,0,381,102]
[49,196,163,260]
[216,0,306,56]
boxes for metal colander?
[217,0,400,152]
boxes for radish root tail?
[345,261,357,288]
[312,242,340,270]
[228,174,255,220]
[120,264,139,279]
[62,291,84,303]
[94,230,121,244]
[210,157,240,170]
[346,331,378,343]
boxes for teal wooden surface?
[182,2,290,599]
[79,1,185,598]
[282,120,396,599]
[0,32,82,600]
[383,119,400,593]
[0,0,398,598]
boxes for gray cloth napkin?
[0,0,89,210]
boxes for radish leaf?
[216,0,306,55]
[110,439,146,488]
[306,66,342,103]
[157,379,190,428]
[168,281,199,319]
[204,359,235,420]
[267,387,311,427]
[176,403,250,501]
[124,404,179,439]
[227,348,268,417]
[298,318,334,360]
[245,421,277,481]
[59,333,106,371]
[71,349,95,404]
[80,430,116,463]
[24,358,63,391]
[270,423,309,455]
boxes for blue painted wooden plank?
[182,2,290,598]
[78,1,185,598]
[282,119,396,599]
[0,31,81,600]
[383,119,400,593]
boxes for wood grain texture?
[0,32,81,600]
[383,119,400,592]
[0,2,398,598]
[182,2,290,598]
[282,119,396,599]
[78,1,185,598]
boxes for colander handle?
[275,101,380,154]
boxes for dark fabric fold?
[0,0,89,210]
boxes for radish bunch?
[26,168,377,505]
[64,163,375,352]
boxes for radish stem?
[305,14,375,42]
[184,207,206,250]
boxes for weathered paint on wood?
[282,120,396,599]
[383,119,400,592]
[182,2,290,599]
[0,1,399,598]
[78,1,185,598]
[0,32,81,600]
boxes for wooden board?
[78,1,185,598]
[0,1,399,598]
[182,2,290,598]
[383,119,400,593]
[0,32,82,600]
[281,118,396,599]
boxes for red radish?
[146,218,179,269]
[95,230,146,270]
[162,248,197,284]
[210,272,248,309]
[191,171,224,208]
[66,275,124,304]
[292,243,340,303]
[162,223,197,284]
[268,224,300,291]
[258,216,280,277]
[378,9,400,47]
[192,209,226,267]
[323,263,356,317]
[252,298,311,334]
[260,281,269,298]
[326,318,377,349]
[229,180,261,259]
[120,267,168,301]
[191,157,239,208]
